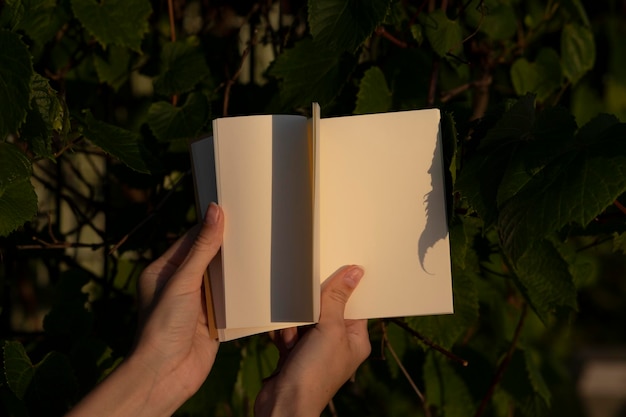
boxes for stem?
[382,322,432,417]
[388,319,468,367]
[167,0,178,106]
[473,303,528,417]
[375,27,408,48]
[108,171,189,254]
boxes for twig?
[167,0,179,106]
[614,200,626,215]
[440,76,492,103]
[18,238,106,250]
[388,319,468,367]
[220,4,260,116]
[108,171,190,254]
[382,322,431,416]
[327,399,338,417]
[375,27,408,48]
[473,303,528,417]
[427,59,440,107]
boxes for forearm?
[66,354,186,417]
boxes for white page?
[318,109,453,319]
[213,115,315,331]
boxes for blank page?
[318,109,453,319]
[214,115,315,330]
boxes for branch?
[427,59,440,107]
[221,3,260,116]
[375,26,408,48]
[473,303,528,417]
[382,322,431,416]
[167,0,179,106]
[388,319,468,367]
[108,171,190,254]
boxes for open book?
[190,104,453,341]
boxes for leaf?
[614,232,626,255]
[456,95,536,225]
[0,0,25,30]
[71,0,151,52]
[93,45,132,91]
[561,23,595,84]
[21,73,64,160]
[423,352,475,417]
[465,1,517,41]
[147,93,209,142]
[500,350,550,416]
[153,41,210,97]
[407,263,479,349]
[6,0,68,51]
[81,112,153,174]
[3,341,35,400]
[0,181,38,236]
[498,121,626,262]
[421,10,463,58]
[513,239,577,324]
[354,66,392,115]
[441,111,458,186]
[25,351,78,415]
[0,143,37,236]
[511,48,562,101]
[0,30,33,140]
[269,38,356,108]
[308,0,391,53]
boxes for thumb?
[176,203,224,285]
[319,265,364,323]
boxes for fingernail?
[344,266,364,289]
[205,202,220,225]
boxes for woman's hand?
[67,203,224,417]
[255,265,371,417]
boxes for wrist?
[258,375,326,417]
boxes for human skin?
[254,265,371,417]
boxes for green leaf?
[561,23,595,84]
[0,0,25,30]
[147,93,209,142]
[0,142,31,188]
[421,10,463,58]
[500,350,550,416]
[442,111,459,186]
[407,261,479,349]
[153,41,210,97]
[0,143,37,236]
[81,112,153,174]
[498,120,626,262]
[93,45,132,91]
[71,0,151,52]
[0,30,33,140]
[25,351,78,415]
[308,0,391,53]
[269,38,356,108]
[354,66,392,115]
[3,341,35,400]
[234,337,278,416]
[423,352,475,417]
[0,180,38,236]
[20,73,64,160]
[465,1,517,41]
[513,240,577,324]
[511,48,562,101]
[456,95,536,225]
[6,0,68,51]
[614,232,626,255]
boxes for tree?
[1,0,625,416]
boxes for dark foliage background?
[1,0,626,416]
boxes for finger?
[319,265,364,323]
[137,225,203,313]
[174,203,224,289]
